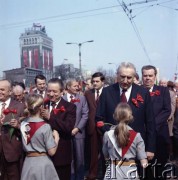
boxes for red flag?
[34,49,39,69]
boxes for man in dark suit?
[96,62,156,163]
[63,79,88,180]
[84,72,105,180]
[0,80,24,180]
[33,74,47,98]
[41,78,76,180]
[142,65,171,179]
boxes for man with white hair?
[63,78,88,180]
[96,62,156,178]
[12,85,26,105]
[159,78,168,87]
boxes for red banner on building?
[49,51,53,71]
[23,50,29,67]
[34,49,39,69]
[44,50,48,70]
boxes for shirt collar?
[149,86,154,92]
[119,85,132,94]
[67,93,76,102]
[0,98,11,107]
[95,87,103,94]
[50,99,61,107]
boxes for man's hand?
[71,128,79,136]
[40,108,50,120]
[146,152,154,161]
[9,119,20,128]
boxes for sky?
[0,0,178,80]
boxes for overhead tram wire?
[157,4,178,10]
[0,10,123,30]
[0,5,123,29]
[0,0,176,30]
[0,0,177,31]
[116,0,152,64]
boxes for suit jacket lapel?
[128,84,142,109]
[91,89,97,107]
[62,94,68,102]
[110,83,121,105]
[151,85,157,102]
[9,99,18,108]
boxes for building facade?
[3,67,42,88]
[19,23,53,80]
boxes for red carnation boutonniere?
[132,94,144,108]
[53,106,66,115]
[2,108,17,140]
[71,98,80,103]
[150,90,160,97]
[96,121,113,128]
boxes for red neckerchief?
[27,122,46,144]
[122,130,137,157]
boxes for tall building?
[19,23,53,80]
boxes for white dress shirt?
[0,98,11,116]
[120,85,132,102]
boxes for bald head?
[0,80,12,102]
[12,85,25,102]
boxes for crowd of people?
[0,62,178,180]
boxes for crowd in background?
[0,62,178,180]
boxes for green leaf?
[9,127,15,140]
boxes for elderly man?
[12,85,26,106]
[142,65,171,179]
[63,79,88,180]
[96,62,156,165]
[41,78,76,180]
[159,78,168,87]
[0,80,24,180]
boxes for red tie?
[70,95,74,103]
[120,89,127,103]
[96,90,100,102]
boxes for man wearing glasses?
[96,62,156,168]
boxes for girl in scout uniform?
[102,103,148,179]
[20,94,60,180]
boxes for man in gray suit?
[63,79,89,180]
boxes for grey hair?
[13,85,24,93]
[117,62,136,75]
[159,78,168,83]
[65,78,77,90]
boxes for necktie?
[96,90,100,102]
[70,95,74,102]
[39,91,43,97]
[120,89,127,103]
[0,102,6,121]
[51,102,56,109]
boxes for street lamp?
[66,40,94,76]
